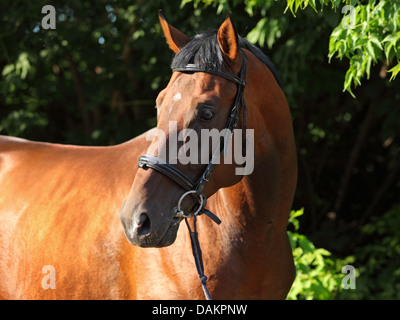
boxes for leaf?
[366,40,376,61]
[308,0,318,13]
[1,64,14,77]
[388,62,400,80]
[343,68,355,98]
[284,0,297,17]
[288,208,304,231]
[246,18,267,47]
[366,55,372,79]
[370,36,383,51]
[287,231,297,250]
[382,33,400,44]
[15,52,31,80]
[315,248,332,256]
[299,237,315,253]
[385,41,395,60]
[290,208,304,219]
[383,33,400,60]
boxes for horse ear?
[158,10,190,53]
[217,12,241,72]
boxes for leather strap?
[173,64,246,87]
[138,154,195,192]
[138,154,222,225]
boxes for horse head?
[121,12,257,247]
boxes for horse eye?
[199,109,215,121]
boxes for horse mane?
[170,29,284,89]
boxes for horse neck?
[212,150,281,240]
[203,63,292,245]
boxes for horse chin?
[154,217,182,247]
[133,217,182,248]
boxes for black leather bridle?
[138,51,247,222]
[137,50,247,300]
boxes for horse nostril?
[137,213,151,236]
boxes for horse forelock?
[170,29,283,89]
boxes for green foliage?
[287,209,344,300]
[0,0,209,144]
[288,0,400,95]
[0,110,48,137]
[185,0,400,96]
[339,204,400,299]
[327,1,400,96]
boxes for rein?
[138,50,247,300]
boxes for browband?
[172,64,247,87]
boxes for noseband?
[137,50,247,299]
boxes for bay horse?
[0,12,297,299]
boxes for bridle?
[138,50,247,222]
[137,50,247,300]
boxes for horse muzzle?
[120,201,183,248]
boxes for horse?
[0,12,297,299]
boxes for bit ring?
[174,190,204,218]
